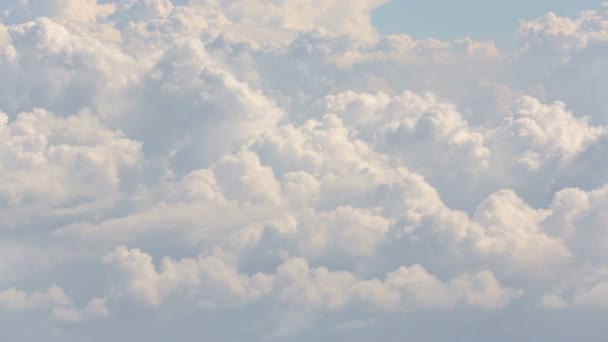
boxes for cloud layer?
[1,1,608,341]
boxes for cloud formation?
[1,1,608,341]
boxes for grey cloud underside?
[1,0,608,341]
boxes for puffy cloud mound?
[1,1,608,341]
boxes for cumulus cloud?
[102,246,274,308]
[0,286,107,322]
[2,0,116,24]
[0,108,141,227]
[101,246,519,313]
[1,0,608,341]
[0,286,70,311]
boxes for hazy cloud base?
[1,1,608,341]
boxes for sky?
[373,0,606,48]
[1,1,608,341]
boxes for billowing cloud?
[1,1,608,341]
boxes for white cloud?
[0,108,141,225]
[101,246,273,308]
[471,190,571,270]
[497,96,605,171]
[3,0,116,24]
[188,0,387,40]
[0,286,70,311]
[543,185,608,264]
[0,285,106,323]
[1,1,608,341]
[325,90,490,176]
[519,5,608,52]
[51,297,109,322]
[101,246,520,316]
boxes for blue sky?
[373,0,605,49]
